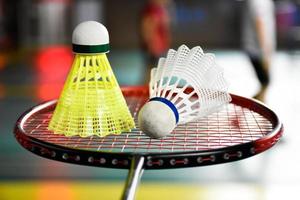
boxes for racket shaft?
[122,156,145,200]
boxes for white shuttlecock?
[138,45,231,138]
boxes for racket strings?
[22,96,273,153]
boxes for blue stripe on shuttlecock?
[149,97,179,124]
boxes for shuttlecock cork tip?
[72,21,109,54]
[138,100,177,139]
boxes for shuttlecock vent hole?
[70,55,115,90]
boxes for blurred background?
[1,0,300,199]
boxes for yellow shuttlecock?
[48,21,135,137]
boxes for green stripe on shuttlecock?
[72,44,110,54]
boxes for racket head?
[14,86,283,169]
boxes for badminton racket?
[14,86,283,200]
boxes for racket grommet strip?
[88,157,106,164]
[158,159,164,166]
[75,155,80,162]
[183,158,189,165]
[170,158,189,166]
[197,157,203,163]
[62,153,68,160]
[147,160,153,167]
[112,159,129,166]
[124,160,129,166]
[250,148,256,154]
[197,155,216,163]
[100,158,106,164]
[237,151,242,158]
[223,153,230,160]
[170,159,176,166]
[223,151,243,160]
[112,159,118,165]
[51,151,56,158]
[88,156,94,163]
[146,159,164,167]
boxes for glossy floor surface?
[0,49,299,199]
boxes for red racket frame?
[14,86,283,200]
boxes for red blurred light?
[34,45,73,101]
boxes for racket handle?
[122,155,145,200]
